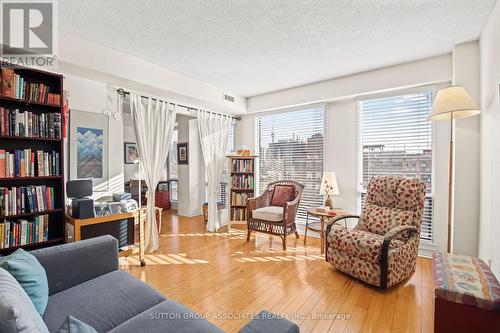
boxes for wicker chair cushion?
[252,206,283,222]
[270,185,296,206]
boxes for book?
[1,68,14,97]
[0,149,5,178]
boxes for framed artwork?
[124,142,138,164]
[177,142,188,165]
[69,110,109,192]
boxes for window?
[358,91,434,241]
[257,106,325,223]
[168,126,178,201]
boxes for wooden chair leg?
[246,229,251,241]
[295,231,299,239]
[282,234,287,250]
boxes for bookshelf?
[227,155,257,233]
[0,65,64,253]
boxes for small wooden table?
[304,208,349,254]
[65,212,145,266]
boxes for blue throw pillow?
[57,316,98,333]
[0,267,49,333]
[0,249,49,315]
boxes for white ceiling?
[59,0,496,97]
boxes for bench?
[432,252,500,333]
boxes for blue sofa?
[29,235,299,333]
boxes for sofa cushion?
[43,270,166,332]
[108,300,224,333]
[0,267,49,333]
[252,206,283,222]
[0,248,49,315]
[56,315,97,333]
[237,310,300,333]
[328,225,403,263]
[270,185,295,206]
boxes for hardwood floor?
[121,210,434,333]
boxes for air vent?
[224,93,235,103]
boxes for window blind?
[257,107,325,223]
[358,92,434,241]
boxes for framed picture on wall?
[177,142,188,165]
[124,142,138,164]
[69,109,109,192]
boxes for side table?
[304,208,349,254]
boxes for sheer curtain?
[197,110,231,231]
[130,93,177,252]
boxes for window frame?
[256,105,326,224]
[356,86,436,243]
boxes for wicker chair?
[325,176,426,289]
[246,180,304,250]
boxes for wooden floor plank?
[121,210,434,333]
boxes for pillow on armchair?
[270,185,296,206]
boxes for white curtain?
[130,93,177,252]
[197,110,231,231]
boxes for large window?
[257,107,325,223]
[359,91,434,241]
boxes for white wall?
[177,115,205,217]
[324,101,359,213]
[64,74,125,199]
[451,41,481,256]
[247,54,452,113]
[479,0,500,275]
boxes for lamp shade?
[320,171,340,195]
[429,86,480,121]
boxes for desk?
[304,208,349,254]
[65,212,145,266]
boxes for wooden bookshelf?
[227,155,257,233]
[0,65,64,254]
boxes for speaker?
[66,180,93,198]
[71,198,95,219]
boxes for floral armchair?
[246,180,304,250]
[325,176,426,288]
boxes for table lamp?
[320,171,340,209]
[429,85,480,253]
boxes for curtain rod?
[116,88,240,121]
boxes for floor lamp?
[429,86,480,253]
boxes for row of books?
[231,207,247,221]
[0,149,60,178]
[231,159,254,173]
[0,186,55,217]
[231,192,252,206]
[0,215,49,249]
[231,175,254,190]
[0,107,62,139]
[1,68,61,105]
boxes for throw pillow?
[57,316,98,333]
[270,185,296,206]
[0,267,49,333]
[0,248,49,315]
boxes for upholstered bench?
[432,252,500,333]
